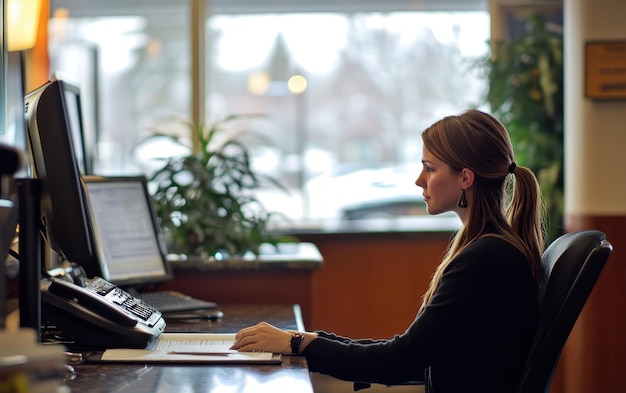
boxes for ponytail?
[505,165,546,285]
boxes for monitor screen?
[24,79,97,273]
[82,176,172,287]
[61,81,92,175]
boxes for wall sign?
[585,41,626,100]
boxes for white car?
[306,165,426,220]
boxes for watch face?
[291,332,304,354]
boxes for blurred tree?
[322,14,487,165]
[481,15,564,243]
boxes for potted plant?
[148,115,291,259]
[480,14,564,243]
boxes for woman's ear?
[460,168,475,189]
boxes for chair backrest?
[515,229,612,393]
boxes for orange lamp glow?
[7,0,43,51]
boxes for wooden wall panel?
[160,269,315,327]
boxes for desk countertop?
[63,304,313,393]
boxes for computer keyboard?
[133,290,219,314]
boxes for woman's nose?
[415,174,424,188]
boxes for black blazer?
[302,235,539,393]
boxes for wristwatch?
[290,332,304,354]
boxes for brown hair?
[419,109,545,311]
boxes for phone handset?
[42,277,137,327]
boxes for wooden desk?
[64,304,313,393]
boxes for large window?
[48,1,489,231]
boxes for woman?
[230,109,546,393]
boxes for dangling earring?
[458,189,467,208]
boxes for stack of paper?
[92,333,281,364]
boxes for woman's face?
[415,147,465,219]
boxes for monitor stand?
[17,178,42,339]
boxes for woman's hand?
[230,322,292,354]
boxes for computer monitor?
[82,176,173,288]
[24,79,98,274]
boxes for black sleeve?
[302,237,530,386]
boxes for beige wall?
[565,0,626,215]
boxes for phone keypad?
[85,277,162,327]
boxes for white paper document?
[95,333,281,364]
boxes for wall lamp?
[7,0,42,51]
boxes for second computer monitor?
[82,176,173,287]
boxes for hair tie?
[508,162,517,174]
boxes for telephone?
[40,276,166,349]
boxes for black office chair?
[515,229,612,393]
